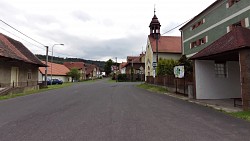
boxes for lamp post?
[50,43,64,85]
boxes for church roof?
[148,35,182,53]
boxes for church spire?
[149,7,161,39]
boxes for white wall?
[38,71,43,81]
[195,60,241,99]
[153,53,181,62]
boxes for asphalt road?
[0,79,250,141]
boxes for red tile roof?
[85,63,98,75]
[119,62,127,69]
[39,61,70,75]
[148,35,182,53]
[0,33,45,66]
[63,62,85,70]
[191,27,250,59]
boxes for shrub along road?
[0,79,249,141]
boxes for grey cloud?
[72,10,91,22]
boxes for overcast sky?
[0,0,215,62]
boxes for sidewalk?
[164,92,242,113]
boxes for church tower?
[149,9,161,39]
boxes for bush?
[117,74,127,82]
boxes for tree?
[178,55,193,75]
[157,58,179,76]
[104,59,114,76]
[67,68,81,82]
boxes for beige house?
[145,12,182,79]
[0,33,45,93]
[63,62,86,81]
[86,63,100,79]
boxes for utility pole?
[45,46,49,87]
[115,57,118,82]
[156,34,159,64]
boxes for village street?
[0,79,249,141]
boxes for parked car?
[47,79,63,85]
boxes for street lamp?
[50,43,64,85]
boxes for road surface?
[0,79,249,141]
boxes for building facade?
[145,12,182,79]
[180,0,250,57]
[180,0,250,110]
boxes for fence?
[0,81,46,88]
[146,75,193,95]
[117,74,145,82]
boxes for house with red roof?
[0,33,45,91]
[122,53,145,81]
[63,62,86,80]
[180,0,250,110]
[85,63,100,79]
[39,61,71,82]
[119,62,127,74]
[145,12,182,79]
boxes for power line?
[0,19,46,47]
[0,26,45,51]
[161,18,192,35]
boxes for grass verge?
[229,111,250,121]
[0,83,73,100]
[137,83,168,93]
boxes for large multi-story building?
[180,0,250,110]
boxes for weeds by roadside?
[137,83,168,93]
[229,111,250,122]
[0,83,73,100]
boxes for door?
[11,67,19,87]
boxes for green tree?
[178,55,193,75]
[157,58,179,76]
[104,59,114,76]
[67,68,81,82]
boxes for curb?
[164,92,242,113]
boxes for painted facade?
[180,0,250,110]
[180,0,250,57]
[145,11,182,80]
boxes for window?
[27,72,32,80]
[227,18,246,32]
[215,63,227,78]
[191,19,205,30]
[228,0,241,7]
[190,36,207,48]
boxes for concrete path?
[0,79,249,141]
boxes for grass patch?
[108,79,116,83]
[137,83,167,93]
[229,111,250,121]
[0,83,73,100]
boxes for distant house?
[85,63,100,79]
[119,62,127,74]
[38,61,71,82]
[123,53,145,81]
[180,0,250,110]
[63,62,86,80]
[145,12,181,79]
[0,33,45,92]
